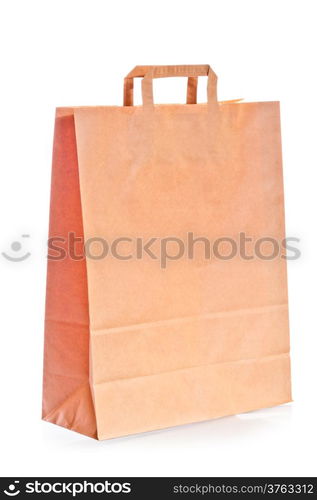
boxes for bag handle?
[124,65,217,107]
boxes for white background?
[0,0,316,477]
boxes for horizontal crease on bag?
[45,318,89,328]
[43,371,88,382]
[93,352,290,386]
[90,303,288,336]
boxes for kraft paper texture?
[42,65,291,440]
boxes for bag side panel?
[42,109,97,439]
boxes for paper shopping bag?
[42,65,291,440]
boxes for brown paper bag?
[42,65,291,440]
